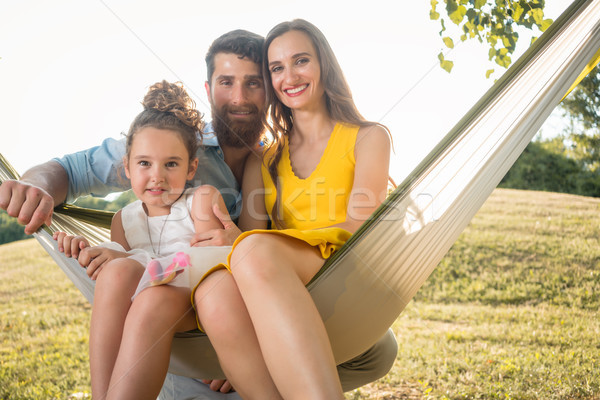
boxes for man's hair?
[205,29,264,82]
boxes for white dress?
[111,188,231,298]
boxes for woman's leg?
[105,285,198,400]
[229,234,344,400]
[194,269,282,399]
[89,258,144,399]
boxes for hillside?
[1,188,599,399]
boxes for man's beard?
[212,104,264,149]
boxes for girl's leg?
[104,285,197,400]
[89,258,144,399]
[229,234,344,400]
[194,269,282,400]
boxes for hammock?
[1,0,599,380]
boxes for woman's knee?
[194,270,244,334]
[229,234,276,280]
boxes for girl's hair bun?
[142,80,203,132]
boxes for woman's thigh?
[230,233,324,285]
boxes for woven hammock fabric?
[1,0,599,380]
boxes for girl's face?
[267,30,325,112]
[124,127,197,216]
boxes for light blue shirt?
[53,122,242,218]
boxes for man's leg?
[336,329,398,392]
[159,374,241,400]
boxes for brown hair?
[126,80,203,162]
[262,19,388,228]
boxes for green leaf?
[529,8,544,26]
[486,69,495,79]
[541,18,553,32]
[474,0,486,8]
[512,4,524,22]
[443,37,455,49]
[430,0,440,19]
[449,5,467,24]
[441,59,454,73]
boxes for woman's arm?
[237,152,269,232]
[333,124,391,234]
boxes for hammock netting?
[1,0,599,380]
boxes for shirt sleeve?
[53,137,129,202]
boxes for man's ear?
[187,158,199,180]
[205,81,211,101]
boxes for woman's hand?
[53,231,90,258]
[191,204,241,246]
[76,247,129,280]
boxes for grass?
[1,188,599,399]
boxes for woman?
[193,19,391,399]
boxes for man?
[0,29,397,399]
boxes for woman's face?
[267,30,325,112]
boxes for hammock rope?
[1,0,599,379]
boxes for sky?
[0,0,570,188]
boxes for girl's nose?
[150,166,165,182]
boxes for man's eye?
[219,80,232,86]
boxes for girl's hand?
[202,379,234,393]
[53,231,90,258]
[77,247,129,280]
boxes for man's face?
[206,52,265,149]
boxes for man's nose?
[231,83,247,105]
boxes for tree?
[431,0,553,75]
[560,64,600,172]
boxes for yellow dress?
[191,122,358,329]
[234,122,358,258]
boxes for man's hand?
[202,379,234,393]
[77,247,129,280]
[190,204,242,247]
[0,180,54,235]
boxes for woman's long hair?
[262,19,388,228]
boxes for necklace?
[146,213,169,256]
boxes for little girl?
[54,80,231,399]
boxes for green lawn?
[1,188,599,399]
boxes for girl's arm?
[237,152,268,232]
[110,209,131,250]
[190,185,238,247]
[333,124,391,234]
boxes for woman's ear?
[187,157,199,180]
[123,157,131,179]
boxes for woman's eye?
[271,65,282,73]
[297,57,309,65]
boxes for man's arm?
[0,160,68,234]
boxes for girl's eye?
[166,161,178,168]
[139,161,150,167]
